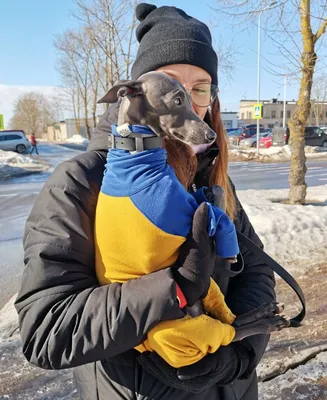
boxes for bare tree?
[9,92,53,137]
[54,0,137,135]
[73,0,137,84]
[214,38,238,85]
[311,74,327,125]
[214,0,327,204]
[55,35,83,132]
[55,29,92,138]
[50,91,66,123]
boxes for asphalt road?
[229,160,327,190]
[58,142,88,151]
[1,145,327,309]
[0,144,83,309]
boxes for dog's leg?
[186,300,205,318]
[233,302,283,327]
[232,302,290,342]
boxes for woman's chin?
[189,143,211,155]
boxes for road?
[229,159,327,190]
[0,143,84,309]
[1,144,327,309]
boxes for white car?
[240,132,270,148]
[0,130,31,153]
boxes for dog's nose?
[205,130,216,142]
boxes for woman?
[15,3,275,400]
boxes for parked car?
[227,129,244,146]
[241,132,270,148]
[226,128,240,133]
[305,126,327,147]
[240,124,265,138]
[260,126,327,148]
[260,132,273,148]
[319,126,327,133]
[0,130,31,153]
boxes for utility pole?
[283,75,287,128]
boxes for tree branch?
[314,17,327,43]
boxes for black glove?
[172,202,216,306]
[177,342,252,382]
[138,343,252,393]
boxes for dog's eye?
[174,98,182,106]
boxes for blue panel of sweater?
[101,147,239,258]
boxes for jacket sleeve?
[15,154,184,370]
[225,184,276,375]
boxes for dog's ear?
[97,80,143,104]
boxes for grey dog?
[98,71,290,342]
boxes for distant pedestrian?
[30,134,39,155]
[285,126,290,145]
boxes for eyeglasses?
[185,83,219,108]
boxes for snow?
[0,151,41,165]
[230,145,327,161]
[258,343,327,382]
[238,185,327,274]
[0,144,82,180]
[35,143,80,155]
[259,351,327,399]
[66,135,89,145]
[0,150,49,179]
[0,144,84,309]
[0,295,18,343]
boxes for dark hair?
[165,97,236,220]
[207,98,236,219]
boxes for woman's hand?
[177,342,251,383]
[172,203,216,306]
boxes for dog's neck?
[111,124,163,153]
[113,123,155,138]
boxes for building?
[47,118,96,141]
[221,111,239,129]
[239,99,327,129]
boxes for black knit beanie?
[131,3,218,86]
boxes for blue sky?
[0,0,303,113]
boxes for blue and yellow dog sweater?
[95,126,240,368]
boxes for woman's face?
[156,64,211,120]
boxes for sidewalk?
[229,145,327,163]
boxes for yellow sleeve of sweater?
[202,278,236,325]
[137,315,236,368]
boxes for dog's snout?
[205,130,216,142]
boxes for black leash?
[237,232,306,328]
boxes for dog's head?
[98,72,216,154]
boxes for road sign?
[0,114,4,130]
[253,103,263,119]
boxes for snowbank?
[0,150,49,179]
[230,145,327,162]
[66,134,89,145]
[238,185,327,275]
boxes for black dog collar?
[110,124,163,152]
[111,135,163,152]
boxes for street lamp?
[256,1,278,155]
[283,75,287,128]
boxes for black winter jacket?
[15,105,276,400]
